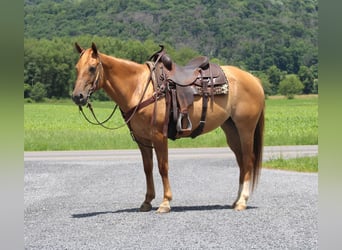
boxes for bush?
[30,82,47,102]
[91,89,110,101]
[24,83,32,98]
[278,74,304,99]
[298,65,314,94]
[267,65,286,95]
[312,79,318,94]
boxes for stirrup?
[176,113,192,132]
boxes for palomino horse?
[72,43,265,212]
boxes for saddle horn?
[149,45,166,61]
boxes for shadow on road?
[71,204,258,218]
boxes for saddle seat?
[161,55,209,85]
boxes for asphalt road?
[24,146,318,249]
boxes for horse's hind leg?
[221,118,255,211]
[137,138,155,212]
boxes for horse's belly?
[188,95,230,133]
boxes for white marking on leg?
[234,180,250,209]
[241,180,250,201]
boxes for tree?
[298,65,314,94]
[92,89,110,101]
[267,65,285,95]
[312,79,318,94]
[253,71,272,97]
[30,82,47,102]
[278,74,304,99]
[24,83,32,98]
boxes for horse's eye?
[89,66,96,73]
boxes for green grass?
[24,95,318,151]
[24,101,137,151]
[264,96,318,145]
[263,156,318,172]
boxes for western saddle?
[149,46,228,140]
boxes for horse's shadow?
[71,204,257,218]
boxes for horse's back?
[221,65,264,97]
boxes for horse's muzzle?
[72,93,88,106]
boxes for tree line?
[24,0,318,100]
[25,0,318,72]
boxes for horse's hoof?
[233,203,247,211]
[139,202,152,212]
[156,204,171,213]
[156,206,171,213]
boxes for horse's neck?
[100,54,150,112]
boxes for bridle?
[78,60,152,131]
[90,60,102,94]
[78,53,124,130]
[76,49,165,148]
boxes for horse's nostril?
[72,92,87,106]
[72,93,82,103]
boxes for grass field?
[264,95,318,145]
[24,95,318,151]
[263,156,318,172]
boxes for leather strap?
[190,69,208,138]
[163,91,171,137]
[171,89,178,122]
[122,94,158,122]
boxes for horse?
[72,42,265,213]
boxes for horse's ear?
[91,42,98,56]
[75,42,84,54]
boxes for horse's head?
[72,42,103,106]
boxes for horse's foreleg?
[153,136,172,213]
[138,140,155,212]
